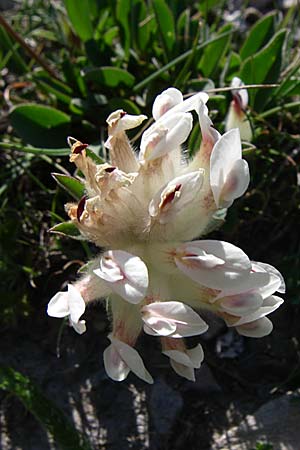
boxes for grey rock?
[213,390,300,450]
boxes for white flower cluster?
[47,87,285,383]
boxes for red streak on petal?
[73,143,88,154]
[120,111,127,118]
[104,166,116,173]
[160,184,182,209]
[77,195,87,222]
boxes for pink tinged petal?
[152,87,183,120]
[67,284,86,324]
[175,240,251,291]
[233,295,284,327]
[210,128,250,208]
[109,336,153,384]
[149,171,204,224]
[236,317,273,338]
[142,301,208,338]
[103,343,130,382]
[220,159,250,207]
[47,291,70,318]
[219,292,264,316]
[231,77,248,110]
[71,319,86,335]
[139,112,193,161]
[94,250,149,304]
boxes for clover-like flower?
[47,87,284,383]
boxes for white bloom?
[47,284,86,334]
[142,301,208,338]
[152,87,183,120]
[162,339,204,381]
[94,250,148,304]
[149,171,204,224]
[103,334,153,383]
[48,85,285,383]
[210,128,250,208]
[174,240,251,292]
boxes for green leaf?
[52,173,85,200]
[83,67,135,88]
[0,141,70,156]
[152,0,175,55]
[115,0,131,58]
[240,12,276,60]
[63,0,94,42]
[239,29,287,111]
[50,221,83,239]
[9,104,71,148]
[0,366,92,450]
[198,24,233,78]
[86,148,105,164]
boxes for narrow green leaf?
[133,29,233,92]
[0,366,92,450]
[52,173,85,200]
[240,12,276,60]
[115,0,131,57]
[239,29,287,111]
[83,67,135,88]
[198,24,233,77]
[0,141,70,156]
[152,0,175,55]
[86,148,105,164]
[9,104,71,148]
[63,0,94,42]
[50,221,83,239]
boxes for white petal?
[221,159,250,208]
[234,295,284,326]
[236,317,273,338]
[161,91,209,119]
[210,128,249,208]
[152,87,183,120]
[140,112,193,161]
[70,319,86,335]
[106,109,147,133]
[163,344,204,369]
[103,343,130,382]
[47,290,70,318]
[170,359,196,381]
[94,250,149,304]
[198,101,220,145]
[149,170,204,224]
[110,336,153,384]
[142,301,208,338]
[214,271,272,300]
[67,284,86,324]
[252,261,286,294]
[163,349,195,367]
[231,77,248,110]
[219,292,263,316]
[187,344,204,368]
[175,240,251,291]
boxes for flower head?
[48,86,284,383]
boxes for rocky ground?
[1,300,299,450]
